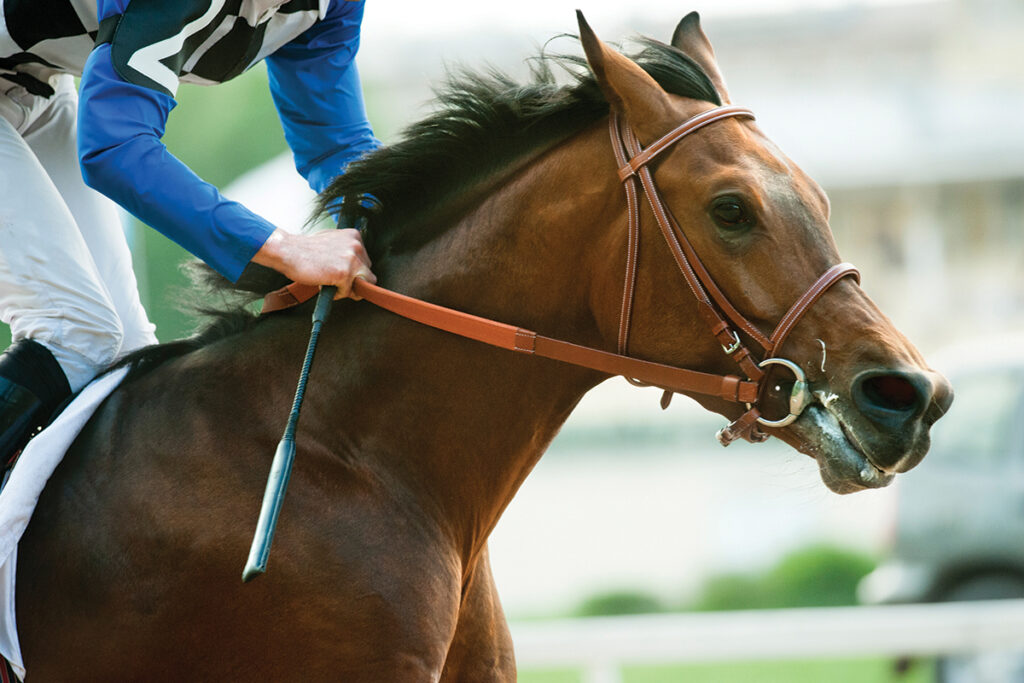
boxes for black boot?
[0,340,71,464]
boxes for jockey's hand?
[252,228,376,299]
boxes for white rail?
[510,599,1024,682]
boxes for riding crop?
[242,194,381,583]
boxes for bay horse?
[15,12,951,682]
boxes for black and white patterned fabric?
[0,0,99,95]
[0,0,328,97]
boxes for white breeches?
[0,76,156,392]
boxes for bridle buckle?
[721,330,741,355]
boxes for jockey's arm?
[264,0,380,195]
[76,1,377,296]
[256,0,382,293]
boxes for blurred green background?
[139,67,287,340]
[134,66,312,341]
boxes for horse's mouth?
[793,401,895,494]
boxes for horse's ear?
[577,11,675,143]
[671,12,731,104]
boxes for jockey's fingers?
[334,267,376,301]
[331,229,372,266]
[336,250,372,283]
[355,244,371,268]
[251,228,374,286]
[350,240,371,267]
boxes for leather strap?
[716,407,767,446]
[767,262,860,357]
[608,116,641,357]
[608,109,862,445]
[612,110,770,382]
[262,282,319,314]
[261,278,758,402]
[617,106,756,181]
[260,105,860,447]
[351,279,760,403]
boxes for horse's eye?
[711,198,754,232]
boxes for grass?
[519,657,935,683]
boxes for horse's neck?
[313,123,620,569]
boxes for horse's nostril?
[862,375,919,413]
[851,370,931,431]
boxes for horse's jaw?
[683,392,894,494]
[688,370,946,495]
[784,370,949,494]
[792,402,896,494]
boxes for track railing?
[510,599,1024,683]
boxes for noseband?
[262,106,859,447]
[608,106,859,444]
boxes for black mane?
[320,36,720,262]
[117,35,720,378]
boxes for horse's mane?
[319,37,720,261]
[116,36,720,379]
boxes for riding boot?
[0,339,72,463]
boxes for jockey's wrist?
[251,228,292,272]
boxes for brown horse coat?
[15,13,949,681]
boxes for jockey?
[0,0,379,461]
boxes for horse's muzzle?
[849,368,954,472]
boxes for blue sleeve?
[78,44,276,282]
[265,0,380,194]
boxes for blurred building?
[355,0,1024,350]
[241,0,1023,348]
[702,0,1024,347]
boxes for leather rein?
[262,105,859,447]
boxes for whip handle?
[241,194,380,582]
[242,436,296,581]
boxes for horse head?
[577,12,953,494]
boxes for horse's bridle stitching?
[766,262,861,358]
[609,116,641,357]
[609,106,860,444]
[637,154,773,350]
[618,113,773,359]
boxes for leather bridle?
[606,105,859,444]
[262,105,859,447]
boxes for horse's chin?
[789,404,896,495]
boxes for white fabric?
[0,76,156,392]
[0,367,128,681]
